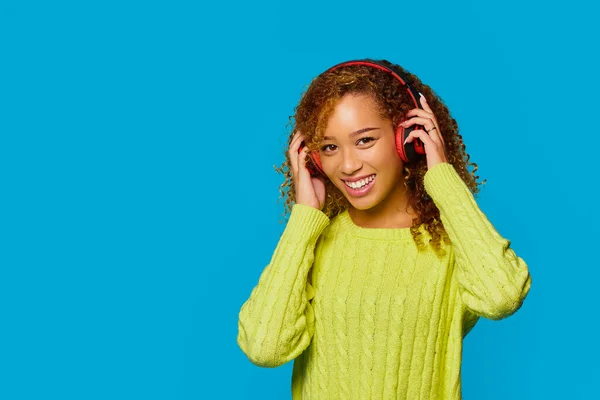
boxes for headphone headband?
[323,59,422,110]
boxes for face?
[319,93,406,212]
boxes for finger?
[404,119,442,146]
[298,145,312,168]
[401,116,445,147]
[289,130,299,147]
[297,147,312,179]
[288,131,305,167]
[400,117,436,132]
[424,125,444,147]
[403,129,436,148]
[411,94,446,148]
[417,94,444,141]
[289,134,303,174]
[290,147,298,177]
[405,108,433,120]
[407,96,439,125]
[289,131,304,151]
[418,93,433,112]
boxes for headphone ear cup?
[395,124,409,162]
[310,151,325,176]
[297,141,326,177]
[396,124,427,163]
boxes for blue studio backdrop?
[1,0,598,399]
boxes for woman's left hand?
[400,93,448,170]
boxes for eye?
[320,144,337,153]
[357,136,376,145]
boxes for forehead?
[323,94,384,132]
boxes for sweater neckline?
[338,209,415,240]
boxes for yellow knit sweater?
[237,162,532,399]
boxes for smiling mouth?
[342,174,376,189]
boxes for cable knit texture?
[237,162,532,399]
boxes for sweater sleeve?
[423,162,532,320]
[237,203,330,367]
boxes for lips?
[342,174,376,197]
[342,174,376,188]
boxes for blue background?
[1,0,598,398]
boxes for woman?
[237,58,532,399]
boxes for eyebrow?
[322,127,380,141]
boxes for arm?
[423,162,532,320]
[237,203,330,367]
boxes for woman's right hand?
[288,130,326,211]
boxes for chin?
[346,194,381,211]
[350,203,374,211]
[335,179,381,211]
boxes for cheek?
[367,144,399,166]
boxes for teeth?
[344,175,375,189]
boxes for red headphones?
[298,59,427,177]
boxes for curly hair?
[274,59,486,258]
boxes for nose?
[339,147,362,175]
